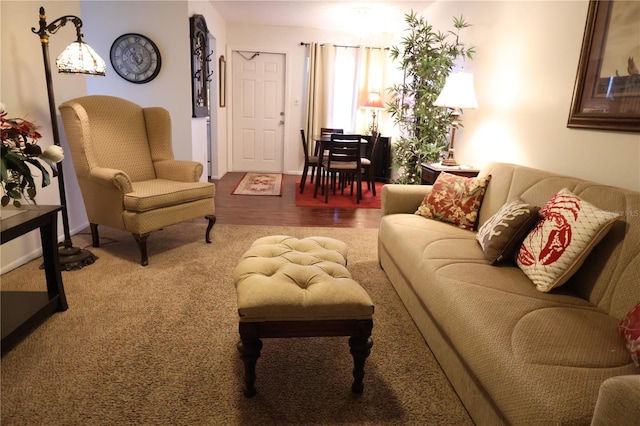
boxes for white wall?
[1,1,91,272]
[82,1,193,160]
[423,1,640,191]
[222,1,639,192]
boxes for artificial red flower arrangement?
[1,103,64,207]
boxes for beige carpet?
[0,222,472,425]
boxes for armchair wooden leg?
[205,215,216,243]
[132,233,150,266]
[90,223,100,247]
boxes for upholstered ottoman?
[233,235,374,397]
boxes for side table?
[1,205,67,356]
[363,134,391,182]
[421,163,480,185]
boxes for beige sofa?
[378,162,640,425]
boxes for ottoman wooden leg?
[349,319,374,394]
[238,323,262,398]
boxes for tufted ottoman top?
[233,235,374,322]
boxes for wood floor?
[209,173,382,228]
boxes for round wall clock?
[110,33,161,84]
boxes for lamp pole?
[32,7,100,271]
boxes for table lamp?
[362,92,385,136]
[433,71,478,166]
[32,7,106,270]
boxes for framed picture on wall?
[219,55,226,108]
[567,0,640,132]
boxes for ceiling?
[210,1,433,34]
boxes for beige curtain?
[303,43,336,154]
[303,44,393,154]
[355,47,393,136]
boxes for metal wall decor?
[568,0,640,132]
[190,14,213,117]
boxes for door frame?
[225,46,291,173]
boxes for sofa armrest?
[381,184,431,216]
[154,160,203,182]
[591,375,640,426]
[90,167,133,193]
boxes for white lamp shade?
[56,41,107,75]
[433,71,478,109]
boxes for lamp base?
[441,150,459,167]
[58,244,98,271]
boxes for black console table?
[1,205,67,356]
[363,135,391,182]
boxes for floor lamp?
[32,7,106,271]
[433,71,478,167]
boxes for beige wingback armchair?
[59,95,216,266]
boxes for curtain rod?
[300,42,388,50]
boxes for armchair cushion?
[125,180,215,212]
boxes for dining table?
[311,134,369,199]
[312,134,371,158]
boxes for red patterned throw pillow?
[619,302,640,367]
[516,188,619,292]
[416,172,491,231]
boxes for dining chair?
[320,133,363,204]
[318,128,343,155]
[361,133,381,196]
[320,127,344,136]
[299,129,319,194]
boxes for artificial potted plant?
[388,12,475,184]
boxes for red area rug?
[232,173,283,196]
[295,180,383,209]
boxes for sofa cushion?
[476,199,540,264]
[512,307,631,368]
[516,188,619,292]
[416,172,491,231]
[421,266,637,424]
[619,302,640,367]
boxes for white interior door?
[231,51,285,172]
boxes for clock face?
[110,33,161,84]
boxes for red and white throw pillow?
[516,188,619,292]
[619,302,640,367]
[416,172,491,231]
